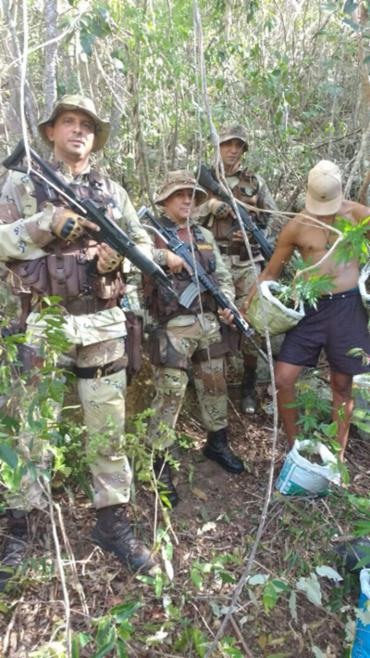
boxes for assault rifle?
[197,165,274,261]
[138,206,268,363]
[2,140,176,297]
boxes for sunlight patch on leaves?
[296,572,322,606]
[315,565,343,582]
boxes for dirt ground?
[0,373,369,658]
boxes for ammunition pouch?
[146,325,230,370]
[220,324,242,354]
[210,214,234,241]
[10,252,124,315]
[146,327,188,370]
[191,339,229,363]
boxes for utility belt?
[146,323,229,371]
[218,243,261,260]
[73,311,142,381]
[73,355,128,379]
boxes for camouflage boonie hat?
[218,124,248,151]
[38,94,110,152]
[154,170,207,206]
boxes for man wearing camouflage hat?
[196,125,279,415]
[144,170,245,506]
[0,95,156,590]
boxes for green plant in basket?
[278,254,335,309]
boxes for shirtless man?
[245,160,370,460]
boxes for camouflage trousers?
[8,309,131,511]
[222,255,263,359]
[147,313,228,449]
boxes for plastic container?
[358,264,370,315]
[351,568,370,657]
[352,374,370,441]
[276,439,340,496]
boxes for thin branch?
[43,483,72,658]
[229,614,254,658]
[344,120,370,198]
[20,0,31,169]
[192,5,279,657]
[4,10,84,75]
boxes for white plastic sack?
[352,374,370,440]
[276,439,341,496]
[248,280,305,336]
[359,262,370,315]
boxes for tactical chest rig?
[145,217,218,322]
[145,216,228,369]
[207,169,263,260]
[9,168,125,316]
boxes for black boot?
[91,505,157,573]
[203,428,245,474]
[240,367,257,414]
[154,456,179,508]
[0,510,29,592]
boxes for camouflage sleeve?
[0,220,51,262]
[200,227,235,303]
[109,180,153,260]
[0,172,52,261]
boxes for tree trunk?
[42,0,58,116]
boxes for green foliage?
[87,600,141,658]
[78,4,113,56]
[263,578,290,612]
[219,636,245,657]
[333,216,370,266]
[279,255,335,307]
[190,553,239,591]
[174,624,208,657]
[0,302,73,498]
[0,2,369,655]
[290,272,335,307]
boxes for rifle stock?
[2,140,176,297]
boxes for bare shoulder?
[340,199,370,223]
[276,212,304,244]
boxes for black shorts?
[278,287,370,375]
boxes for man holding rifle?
[0,95,157,589]
[196,125,279,415]
[143,170,245,507]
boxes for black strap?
[73,355,128,379]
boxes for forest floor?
[0,366,369,658]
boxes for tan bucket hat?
[154,170,207,206]
[305,160,343,215]
[38,94,110,152]
[218,124,248,151]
